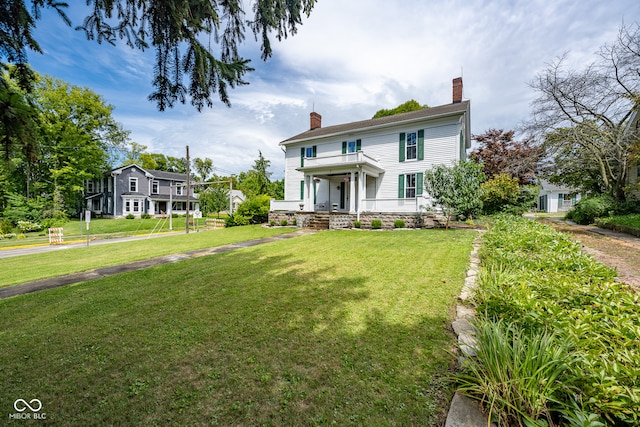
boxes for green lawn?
[0,229,476,426]
[0,225,294,287]
[0,217,222,248]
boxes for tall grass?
[458,215,640,426]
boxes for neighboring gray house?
[85,164,199,218]
[537,180,581,213]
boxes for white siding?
[281,114,464,207]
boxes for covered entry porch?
[299,153,384,214]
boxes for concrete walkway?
[0,230,314,299]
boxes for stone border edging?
[445,230,491,427]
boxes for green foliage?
[280,219,288,226]
[126,214,135,219]
[480,174,520,214]
[597,213,640,230]
[565,196,614,225]
[394,219,405,228]
[226,194,270,226]
[353,220,361,228]
[17,220,43,232]
[3,1,316,111]
[423,160,485,225]
[457,320,575,426]
[371,219,382,229]
[372,100,428,119]
[141,213,151,219]
[0,219,13,234]
[467,215,640,425]
[480,175,539,215]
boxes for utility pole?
[185,145,190,234]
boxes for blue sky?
[26,0,640,180]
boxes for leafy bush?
[464,215,640,425]
[126,214,135,219]
[225,214,250,227]
[269,220,276,227]
[566,195,614,225]
[611,199,640,215]
[17,221,43,232]
[0,219,13,234]
[597,213,640,230]
[353,220,361,228]
[141,213,151,219]
[480,174,519,214]
[370,219,382,229]
[280,219,288,226]
[394,219,405,228]
[233,195,270,225]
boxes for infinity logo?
[14,399,42,412]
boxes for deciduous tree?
[470,129,542,184]
[527,22,640,201]
[423,160,485,227]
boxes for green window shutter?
[300,180,304,200]
[417,129,424,161]
[300,147,305,167]
[416,172,424,196]
[356,139,362,151]
[342,141,347,154]
[312,145,317,157]
[399,133,406,162]
[398,174,405,198]
[313,181,317,204]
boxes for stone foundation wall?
[268,211,447,229]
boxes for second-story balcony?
[297,151,384,177]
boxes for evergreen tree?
[1,1,316,111]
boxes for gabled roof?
[281,100,470,145]
[111,164,189,181]
[147,169,189,181]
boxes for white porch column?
[349,171,356,213]
[358,170,366,219]
[305,174,313,211]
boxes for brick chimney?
[310,112,322,130]
[452,77,463,104]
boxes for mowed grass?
[0,225,295,287]
[0,217,221,248]
[0,229,476,426]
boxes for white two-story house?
[271,78,471,223]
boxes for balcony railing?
[301,151,381,170]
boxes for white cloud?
[28,0,640,179]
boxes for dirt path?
[539,219,640,289]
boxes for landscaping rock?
[445,392,490,427]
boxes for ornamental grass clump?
[460,214,640,426]
[456,320,575,427]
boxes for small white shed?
[537,180,581,213]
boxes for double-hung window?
[342,139,362,154]
[398,172,424,199]
[406,132,417,160]
[405,174,416,198]
[129,177,138,192]
[176,184,184,196]
[399,130,424,162]
[300,146,317,167]
[152,181,159,194]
